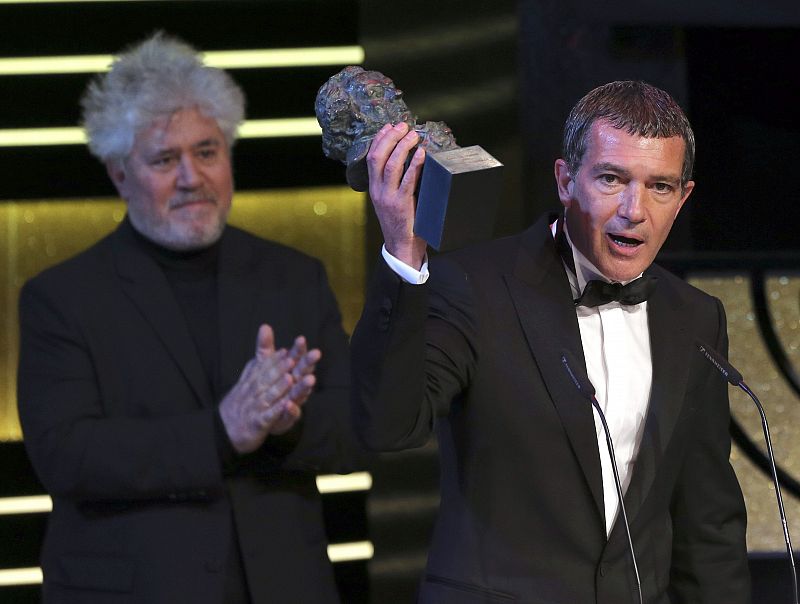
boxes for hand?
[268,335,322,435]
[366,122,428,269]
[218,325,319,453]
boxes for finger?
[255,324,275,359]
[257,398,289,429]
[399,146,426,197]
[380,127,420,193]
[288,374,316,405]
[369,122,396,155]
[288,335,308,364]
[253,348,290,384]
[281,401,302,422]
[292,348,321,379]
[259,368,293,403]
[236,351,285,401]
[268,402,303,435]
[366,122,412,196]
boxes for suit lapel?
[112,220,213,407]
[503,216,606,524]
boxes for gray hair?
[80,32,245,162]
[562,80,695,191]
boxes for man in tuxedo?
[17,33,364,604]
[351,80,750,602]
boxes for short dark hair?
[562,80,695,191]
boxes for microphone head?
[560,350,596,400]
[695,339,743,386]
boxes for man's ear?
[106,160,127,196]
[554,159,574,208]
[675,180,695,219]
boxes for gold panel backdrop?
[0,187,365,442]
[690,274,800,552]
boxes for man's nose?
[176,155,202,189]
[619,184,645,223]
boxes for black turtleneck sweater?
[129,226,251,603]
[130,226,221,397]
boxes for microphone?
[561,350,643,604]
[696,339,799,604]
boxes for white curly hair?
[80,32,245,162]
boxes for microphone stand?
[738,380,799,604]
[561,352,644,604]
[591,396,644,604]
[696,339,799,604]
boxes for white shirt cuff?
[381,244,429,285]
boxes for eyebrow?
[591,162,681,186]
[193,138,221,149]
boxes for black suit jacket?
[18,219,363,603]
[351,214,749,603]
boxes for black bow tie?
[574,276,658,308]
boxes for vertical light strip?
[4,205,17,440]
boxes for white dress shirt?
[554,221,652,536]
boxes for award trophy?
[315,66,503,251]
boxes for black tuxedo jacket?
[18,220,363,603]
[351,214,749,603]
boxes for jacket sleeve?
[17,277,225,503]
[667,296,751,603]
[350,256,477,452]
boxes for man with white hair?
[17,33,363,604]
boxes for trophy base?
[414,145,504,251]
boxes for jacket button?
[599,563,606,577]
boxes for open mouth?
[608,233,643,248]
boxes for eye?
[652,182,674,194]
[197,147,218,161]
[599,174,619,185]
[150,156,175,169]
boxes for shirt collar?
[550,217,644,298]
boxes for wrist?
[385,237,426,270]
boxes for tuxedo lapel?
[111,221,213,408]
[503,217,606,524]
